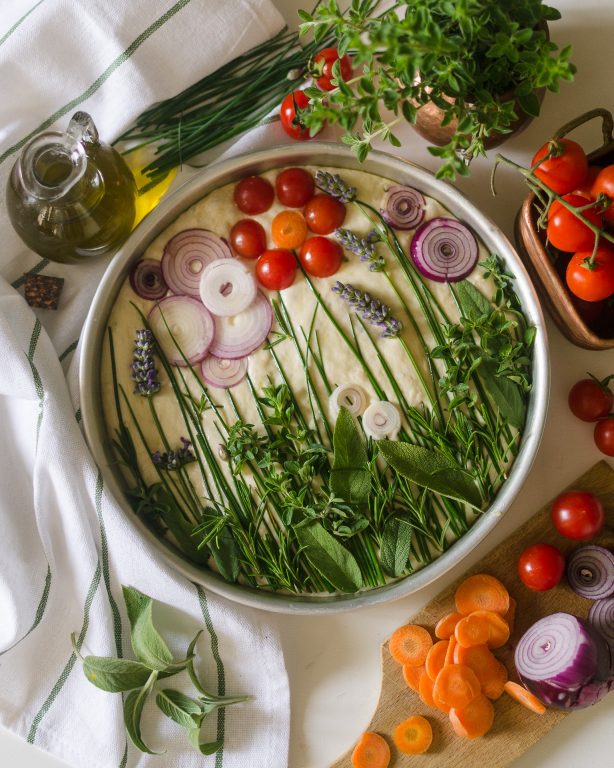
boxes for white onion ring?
[209,291,272,359]
[161,229,232,297]
[410,217,478,283]
[329,384,368,421]
[381,185,426,230]
[362,400,401,440]
[201,355,248,389]
[199,259,257,317]
[148,296,214,366]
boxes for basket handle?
[553,107,614,147]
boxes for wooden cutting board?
[331,460,614,768]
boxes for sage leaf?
[187,726,222,756]
[380,516,413,577]
[331,408,371,503]
[156,689,202,730]
[376,441,482,509]
[330,467,371,505]
[455,280,492,321]
[480,361,525,429]
[122,586,174,671]
[82,656,152,692]
[123,671,161,754]
[295,521,363,592]
[209,526,240,582]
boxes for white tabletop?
[2,0,614,766]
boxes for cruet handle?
[66,111,100,146]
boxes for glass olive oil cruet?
[6,111,137,264]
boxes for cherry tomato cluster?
[230,167,347,290]
[568,373,614,456]
[517,490,605,591]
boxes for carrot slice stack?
[402,664,424,693]
[425,640,449,681]
[449,694,495,739]
[435,611,463,640]
[432,664,481,709]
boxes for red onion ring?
[380,185,426,230]
[129,259,168,300]
[201,355,248,389]
[567,545,614,600]
[588,597,614,651]
[209,291,272,359]
[161,229,232,297]
[410,217,479,282]
[148,295,214,367]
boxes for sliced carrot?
[426,640,449,681]
[449,694,495,739]
[389,624,433,667]
[432,663,481,709]
[469,610,510,649]
[454,614,490,648]
[393,715,433,755]
[444,635,457,667]
[432,686,452,714]
[402,664,425,693]
[351,731,391,768]
[418,670,437,708]
[482,661,508,701]
[504,681,546,715]
[503,596,517,635]
[453,644,499,684]
[435,611,464,640]
[454,573,510,616]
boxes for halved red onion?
[588,597,614,651]
[209,291,272,359]
[380,185,426,230]
[567,545,614,600]
[199,259,257,317]
[161,229,232,297]
[201,355,248,389]
[410,217,479,283]
[148,296,214,366]
[129,258,168,300]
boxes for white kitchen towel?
[0,2,291,767]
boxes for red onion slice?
[148,296,214,367]
[201,355,248,389]
[410,217,479,282]
[209,291,272,359]
[567,545,614,600]
[129,259,168,300]
[588,597,614,651]
[161,229,232,297]
[380,185,426,230]
[199,259,257,317]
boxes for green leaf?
[517,90,541,118]
[123,672,161,754]
[187,726,222,756]
[376,441,482,509]
[82,656,153,692]
[479,362,526,429]
[122,586,174,671]
[380,516,413,577]
[294,521,363,592]
[156,689,202,730]
[455,280,492,321]
[331,408,371,503]
[209,526,240,582]
[330,467,371,503]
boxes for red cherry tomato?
[517,543,565,591]
[568,377,613,421]
[303,194,346,234]
[280,90,319,141]
[271,210,308,250]
[313,47,353,91]
[591,164,614,224]
[595,417,614,456]
[566,246,614,302]
[233,175,274,215]
[299,236,344,277]
[573,165,601,197]
[229,218,267,259]
[532,138,588,195]
[275,167,315,207]
[255,249,297,290]
[546,193,602,252]
[551,490,605,540]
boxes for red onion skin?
[410,217,479,283]
[201,356,248,389]
[588,597,614,651]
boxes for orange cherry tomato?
[271,210,308,249]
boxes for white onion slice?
[148,296,214,367]
[199,259,257,317]
[161,229,232,297]
[362,400,401,440]
[329,384,369,421]
[209,291,272,359]
[201,355,248,389]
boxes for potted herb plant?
[298,0,575,178]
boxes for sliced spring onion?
[362,400,401,440]
[329,384,369,421]
[129,258,168,300]
[410,217,478,283]
[201,355,248,389]
[199,259,257,317]
[161,228,232,297]
[588,597,614,652]
[148,296,214,366]
[380,185,426,230]
[209,290,272,359]
[567,545,614,600]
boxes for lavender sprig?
[315,170,357,203]
[152,437,195,470]
[335,228,385,272]
[332,281,402,338]
[131,329,160,396]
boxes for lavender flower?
[335,228,385,271]
[332,281,402,338]
[152,437,195,470]
[132,329,160,397]
[315,170,357,203]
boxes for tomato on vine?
[566,246,614,302]
[312,47,353,91]
[568,375,614,421]
[591,164,614,224]
[280,90,319,141]
[546,193,602,252]
[532,138,588,195]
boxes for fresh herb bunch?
[298,0,575,178]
